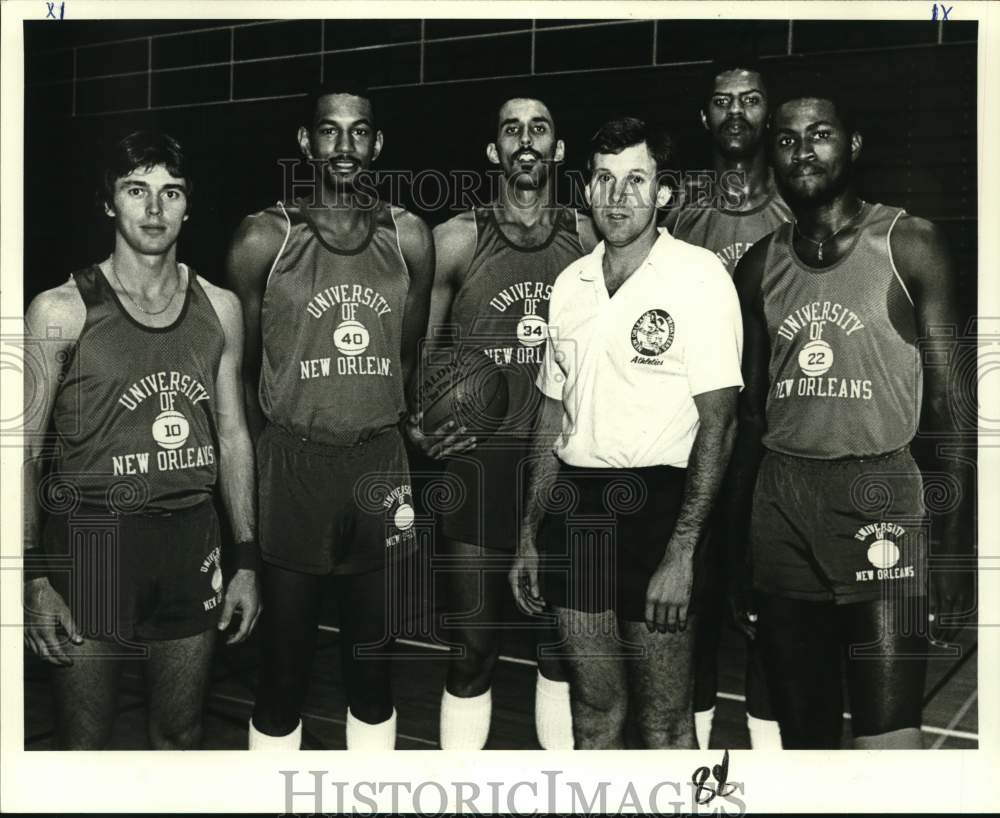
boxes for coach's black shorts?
[257,423,417,575]
[538,462,708,622]
[42,498,223,642]
[751,447,927,604]
[441,439,532,552]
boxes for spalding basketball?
[418,352,509,439]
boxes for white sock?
[695,706,715,750]
[345,708,397,750]
[248,718,301,751]
[439,688,491,750]
[747,714,783,750]
[535,672,574,750]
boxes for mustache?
[511,148,543,161]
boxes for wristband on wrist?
[233,539,262,572]
[23,549,50,584]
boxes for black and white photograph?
[2,0,997,813]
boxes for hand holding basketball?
[405,412,477,459]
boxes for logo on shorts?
[631,309,674,356]
[853,522,915,583]
[200,545,223,610]
[384,484,416,548]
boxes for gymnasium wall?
[24,18,978,318]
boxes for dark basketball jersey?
[51,265,223,511]
[670,191,791,275]
[259,200,410,443]
[761,204,922,458]
[449,207,586,437]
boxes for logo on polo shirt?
[630,309,674,365]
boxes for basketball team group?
[23,57,971,752]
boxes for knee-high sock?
[747,714,783,750]
[694,706,715,750]
[535,672,573,750]
[440,688,491,750]
[346,708,396,750]
[248,718,302,751]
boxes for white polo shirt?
[538,228,743,469]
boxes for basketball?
[334,319,371,356]
[798,339,833,377]
[151,409,190,450]
[418,351,509,439]
[867,539,901,570]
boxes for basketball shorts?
[441,438,532,552]
[537,462,708,622]
[41,498,223,642]
[750,446,927,604]
[257,423,417,575]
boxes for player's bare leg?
[50,639,125,750]
[439,538,504,749]
[335,567,397,749]
[146,629,216,749]
[622,618,698,749]
[554,607,628,749]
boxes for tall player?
[729,87,971,748]
[413,91,597,750]
[23,131,260,749]
[665,59,789,750]
[229,83,434,750]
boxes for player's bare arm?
[425,211,477,353]
[509,392,563,616]
[22,282,86,665]
[395,208,435,405]
[406,211,478,458]
[225,211,287,443]
[723,236,771,639]
[201,278,261,645]
[890,215,973,637]
[645,385,739,635]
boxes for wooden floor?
[24,586,978,751]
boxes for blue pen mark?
[45,1,65,19]
[931,3,954,21]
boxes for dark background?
[24,18,978,319]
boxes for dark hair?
[492,86,559,133]
[100,131,191,210]
[771,78,857,135]
[587,117,673,176]
[701,57,768,109]
[301,80,374,129]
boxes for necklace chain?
[110,258,180,317]
[794,201,867,262]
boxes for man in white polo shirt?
[510,117,743,749]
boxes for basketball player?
[229,83,434,750]
[728,87,972,748]
[411,91,597,750]
[22,131,260,749]
[665,59,789,750]
[512,118,743,749]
